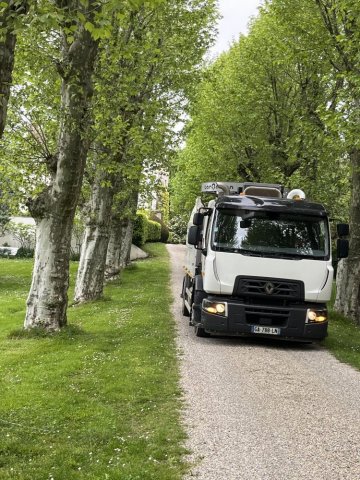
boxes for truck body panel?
[207,252,333,301]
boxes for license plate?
[252,326,281,335]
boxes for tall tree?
[266,0,359,321]
[0,0,28,137]
[74,0,217,303]
[171,1,349,222]
[312,0,360,322]
[0,0,169,329]
[24,0,102,330]
[74,4,159,302]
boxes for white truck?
[181,182,349,341]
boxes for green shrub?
[150,212,170,242]
[168,214,188,244]
[133,212,148,247]
[0,247,31,259]
[147,219,161,242]
[15,247,34,258]
[133,212,163,246]
[5,222,35,250]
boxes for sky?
[210,0,263,57]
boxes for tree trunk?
[119,217,134,267]
[334,147,360,324]
[105,216,134,278]
[0,26,15,138]
[105,215,123,278]
[0,1,28,138]
[25,211,74,329]
[74,177,114,303]
[334,258,348,311]
[24,8,99,330]
[105,192,138,278]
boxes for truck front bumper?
[201,296,328,341]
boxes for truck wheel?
[191,290,209,337]
[181,276,190,317]
[190,303,199,326]
[189,289,202,326]
[195,324,209,337]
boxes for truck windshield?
[212,208,330,260]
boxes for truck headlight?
[202,299,227,316]
[306,309,327,323]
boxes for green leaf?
[77,12,86,23]
[84,21,94,33]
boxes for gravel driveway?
[167,244,360,480]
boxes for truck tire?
[190,303,199,326]
[191,290,209,337]
[189,290,201,325]
[181,276,191,317]
[195,324,209,337]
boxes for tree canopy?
[0,0,218,330]
[1,0,360,327]
[171,0,360,323]
[171,1,350,219]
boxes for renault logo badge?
[265,282,275,295]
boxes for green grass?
[0,244,187,480]
[1,248,359,479]
[324,284,360,370]
[325,311,360,370]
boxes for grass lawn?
[0,244,187,480]
[1,245,360,479]
[322,283,360,371]
[325,310,360,371]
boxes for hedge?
[149,212,170,243]
[147,219,162,242]
[133,212,161,247]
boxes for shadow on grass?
[7,324,87,340]
[70,294,114,307]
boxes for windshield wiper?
[264,253,302,260]
[214,247,325,260]
[240,250,302,260]
[239,249,266,257]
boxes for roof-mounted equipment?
[287,189,306,200]
[201,181,284,198]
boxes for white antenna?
[287,189,306,200]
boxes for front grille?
[245,306,289,327]
[233,276,304,301]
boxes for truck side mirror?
[337,223,349,237]
[188,225,200,246]
[193,212,204,226]
[337,238,349,259]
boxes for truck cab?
[182,182,349,341]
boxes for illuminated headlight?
[306,309,327,323]
[202,299,227,316]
